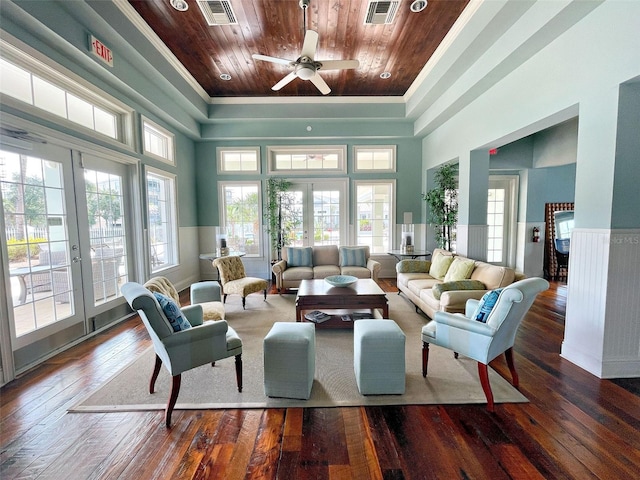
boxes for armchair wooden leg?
[235,354,243,392]
[166,374,181,428]
[504,347,519,388]
[477,363,495,413]
[263,289,267,301]
[454,352,459,359]
[150,354,162,394]
[422,342,429,377]
[242,297,246,309]
[223,294,228,304]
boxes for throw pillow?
[472,288,503,323]
[286,247,313,267]
[431,280,486,300]
[339,247,367,267]
[428,252,454,280]
[444,257,476,282]
[153,292,192,332]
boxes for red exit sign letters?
[89,35,113,67]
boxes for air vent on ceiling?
[364,1,400,25]
[196,0,238,26]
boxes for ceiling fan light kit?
[252,0,359,95]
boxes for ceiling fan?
[252,0,359,95]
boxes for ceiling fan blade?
[317,59,360,71]
[272,72,298,91]
[309,73,331,95]
[252,54,292,66]
[301,30,319,59]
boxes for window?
[354,146,396,172]
[267,146,346,174]
[217,147,260,173]
[487,188,505,263]
[146,169,178,271]
[354,181,395,254]
[219,182,261,256]
[0,42,130,143]
[142,117,174,164]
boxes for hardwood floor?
[1,280,639,479]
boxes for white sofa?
[396,248,518,319]
[271,245,381,292]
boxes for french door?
[0,140,133,376]
[285,179,348,248]
[487,176,518,266]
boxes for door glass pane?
[313,190,340,245]
[487,188,505,263]
[1,150,73,337]
[84,168,128,305]
[356,183,391,253]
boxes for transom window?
[0,41,130,143]
[267,146,346,174]
[217,147,260,173]
[354,146,396,172]
[142,117,174,164]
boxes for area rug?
[70,293,527,412]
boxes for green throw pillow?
[429,252,454,280]
[432,280,486,300]
[444,257,476,282]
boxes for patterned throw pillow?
[472,288,503,323]
[339,247,367,267]
[428,252,454,279]
[431,280,486,300]
[153,292,192,332]
[444,257,476,282]
[286,247,313,267]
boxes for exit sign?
[89,35,113,67]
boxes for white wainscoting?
[456,224,488,261]
[561,228,640,378]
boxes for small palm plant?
[422,163,458,251]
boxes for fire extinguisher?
[532,226,540,243]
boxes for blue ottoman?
[354,319,406,395]
[263,322,316,399]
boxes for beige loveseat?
[272,245,381,292]
[396,248,517,319]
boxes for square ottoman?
[263,322,316,399]
[354,319,406,395]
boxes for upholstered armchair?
[121,282,242,427]
[421,277,549,412]
[213,256,268,309]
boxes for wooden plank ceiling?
[128,0,469,97]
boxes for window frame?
[0,37,134,149]
[267,145,347,175]
[217,146,261,174]
[145,166,179,273]
[353,145,397,173]
[353,179,396,254]
[141,116,175,165]
[218,180,263,258]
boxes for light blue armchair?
[121,282,243,427]
[421,277,549,411]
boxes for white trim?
[141,115,175,165]
[353,145,397,173]
[216,146,261,174]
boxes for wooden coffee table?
[295,279,389,329]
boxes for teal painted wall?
[523,164,576,223]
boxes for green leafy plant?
[422,163,458,251]
[265,178,298,260]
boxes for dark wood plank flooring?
[1,279,639,479]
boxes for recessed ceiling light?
[380,72,391,79]
[170,0,189,12]
[220,73,232,81]
[410,0,428,13]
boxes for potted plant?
[265,177,298,260]
[422,163,458,251]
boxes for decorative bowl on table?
[324,275,358,288]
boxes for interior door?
[286,180,347,248]
[0,142,86,353]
